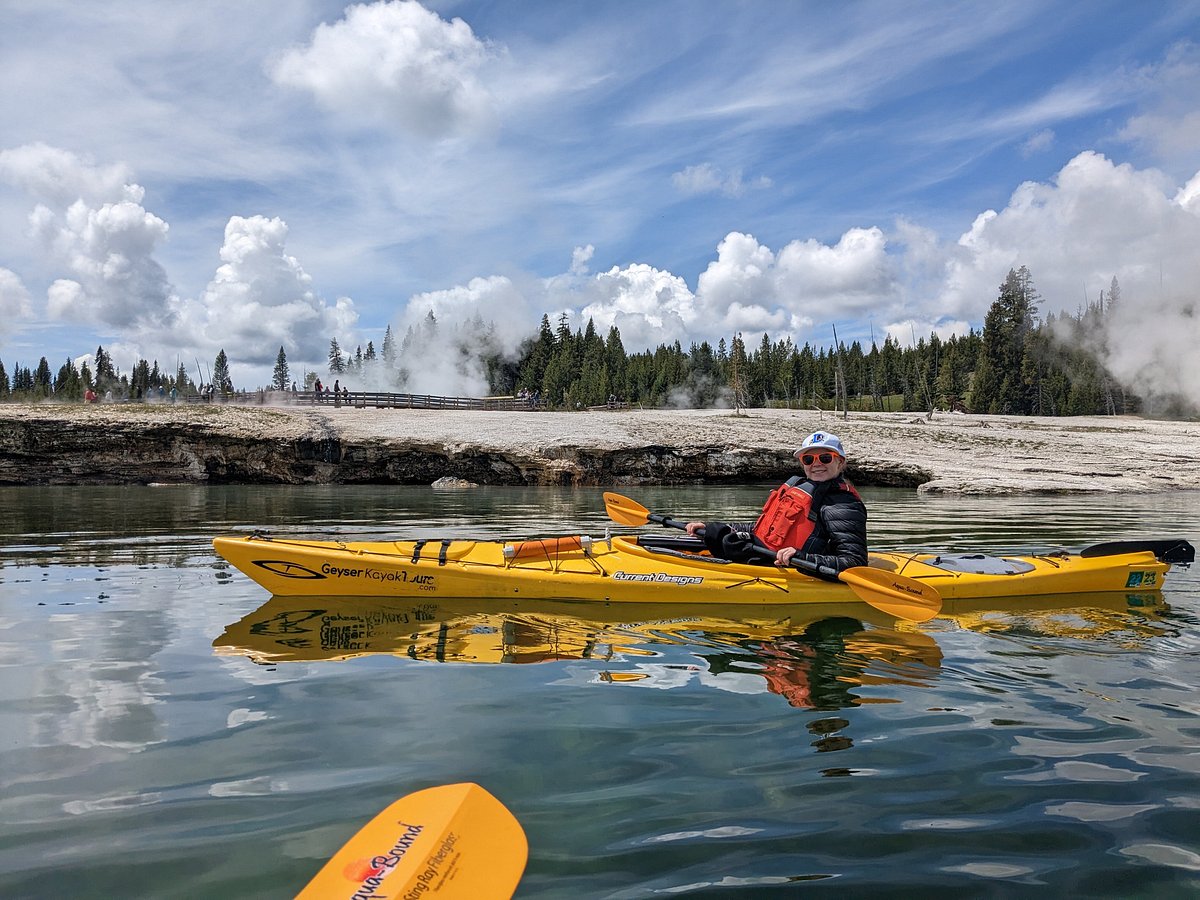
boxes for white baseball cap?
[794,431,845,459]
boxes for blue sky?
[1,0,1199,396]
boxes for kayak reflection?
[213,596,941,707]
[214,596,898,665]
[213,591,1170,710]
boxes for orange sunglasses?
[800,452,840,465]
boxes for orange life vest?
[753,477,861,552]
[753,480,818,551]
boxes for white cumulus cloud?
[0,143,176,331]
[578,263,699,349]
[179,215,358,368]
[694,229,898,338]
[0,142,136,208]
[270,0,497,138]
[0,268,33,338]
[933,151,1200,404]
[937,151,1200,320]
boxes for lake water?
[2,484,1199,898]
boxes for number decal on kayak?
[1125,571,1157,587]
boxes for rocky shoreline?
[1,402,1198,494]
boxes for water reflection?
[937,591,1174,645]
[215,595,942,708]
[215,589,1175,716]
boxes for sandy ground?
[5,401,1199,494]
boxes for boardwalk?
[201,389,546,411]
[194,388,634,411]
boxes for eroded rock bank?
[1,403,1198,494]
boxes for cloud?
[1,142,174,329]
[270,0,497,138]
[0,267,33,337]
[578,263,699,349]
[0,142,136,208]
[938,151,1200,318]
[32,197,174,329]
[883,318,972,348]
[933,150,1200,404]
[569,244,594,276]
[1117,40,1200,175]
[1020,128,1055,157]
[0,142,356,379]
[671,163,772,198]
[179,215,358,368]
[693,229,898,339]
[394,225,908,362]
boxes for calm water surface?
[2,484,1199,898]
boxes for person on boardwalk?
[684,431,867,574]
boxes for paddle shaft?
[601,490,942,621]
[647,512,843,582]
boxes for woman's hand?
[775,546,798,566]
[684,521,705,535]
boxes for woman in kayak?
[684,431,868,574]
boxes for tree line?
[0,267,1170,416]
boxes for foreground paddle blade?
[296,782,527,900]
[603,491,651,526]
[839,567,941,623]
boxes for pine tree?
[517,314,555,394]
[729,333,748,412]
[34,357,52,397]
[975,266,1040,414]
[212,349,232,393]
[54,357,82,400]
[0,359,9,398]
[1106,276,1121,316]
[94,345,116,392]
[328,338,345,374]
[273,346,290,390]
[131,358,151,397]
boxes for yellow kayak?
[212,532,1191,604]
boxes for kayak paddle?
[295,782,527,900]
[1079,538,1194,564]
[602,491,941,622]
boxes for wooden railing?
[192,390,547,410]
[183,390,637,411]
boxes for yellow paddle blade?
[603,491,651,526]
[296,782,527,900]
[839,567,941,623]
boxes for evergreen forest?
[0,268,1180,417]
